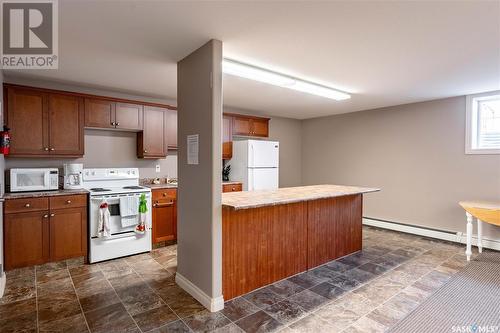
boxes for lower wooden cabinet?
[49,207,87,262]
[4,211,50,269]
[3,194,88,270]
[222,183,243,193]
[152,189,177,244]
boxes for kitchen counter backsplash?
[140,178,178,189]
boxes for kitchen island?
[222,184,379,300]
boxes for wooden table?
[459,201,500,261]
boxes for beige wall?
[177,40,223,302]
[3,77,177,179]
[225,106,302,187]
[302,97,500,240]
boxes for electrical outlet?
[155,165,161,173]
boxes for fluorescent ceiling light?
[222,59,351,101]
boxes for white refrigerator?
[230,140,279,191]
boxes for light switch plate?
[155,165,160,173]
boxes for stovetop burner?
[90,188,111,192]
[123,186,144,190]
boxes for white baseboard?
[175,273,224,312]
[363,217,500,252]
[0,273,5,298]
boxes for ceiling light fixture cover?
[222,59,351,101]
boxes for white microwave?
[8,168,59,192]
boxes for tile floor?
[0,226,474,333]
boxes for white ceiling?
[4,1,500,119]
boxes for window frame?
[465,91,500,155]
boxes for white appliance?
[7,168,59,192]
[63,163,83,190]
[83,168,152,263]
[230,140,279,191]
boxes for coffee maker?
[63,163,83,189]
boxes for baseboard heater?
[362,217,500,252]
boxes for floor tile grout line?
[123,252,186,332]
[102,259,153,333]
[324,246,461,332]
[4,229,465,333]
[67,263,92,333]
[145,250,229,333]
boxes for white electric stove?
[83,168,152,263]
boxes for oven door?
[89,192,151,239]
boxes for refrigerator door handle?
[249,143,254,168]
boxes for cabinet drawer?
[152,189,177,201]
[50,194,87,210]
[223,184,243,193]
[5,197,49,213]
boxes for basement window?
[466,91,500,154]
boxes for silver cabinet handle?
[25,203,31,208]
[144,150,148,153]
[50,148,55,151]
[50,213,55,217]
[44,147,49,151]
[116,122,120,126]
[43,214,48,218]
[66,200,72,204]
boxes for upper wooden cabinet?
[137,106,168,158]
[115,102,143,130]
[6,87,49,155]
[49,93,84,156]
[84,98,115,129]
[166,109,177,150]
[5,86,84,157]
[84,99,143,131]
[222,114,233,159]
[230,114,269,137]
[4,84,177,159]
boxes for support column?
[176,39,223,311]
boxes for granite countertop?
[222,181,243,185]
[3,188,89,200]
[144,183,178,190]
[222,184,380,210]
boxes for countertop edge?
[222,188,380,210]
[2,189,90,200]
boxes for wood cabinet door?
[48,93,84,156]
[49,207,87,261]
[222,115,233,159]
[166,109,177,149]
[4,211,50,270]
[152,199,176,243]
[6,87,49,155]
[115,103,143,130]
[232,116,252,136]
[251,118,269,137]
[138,106,167,158]
[84,98,116,128]
[222,183,242,193]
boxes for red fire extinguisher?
[0,126,11,155]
